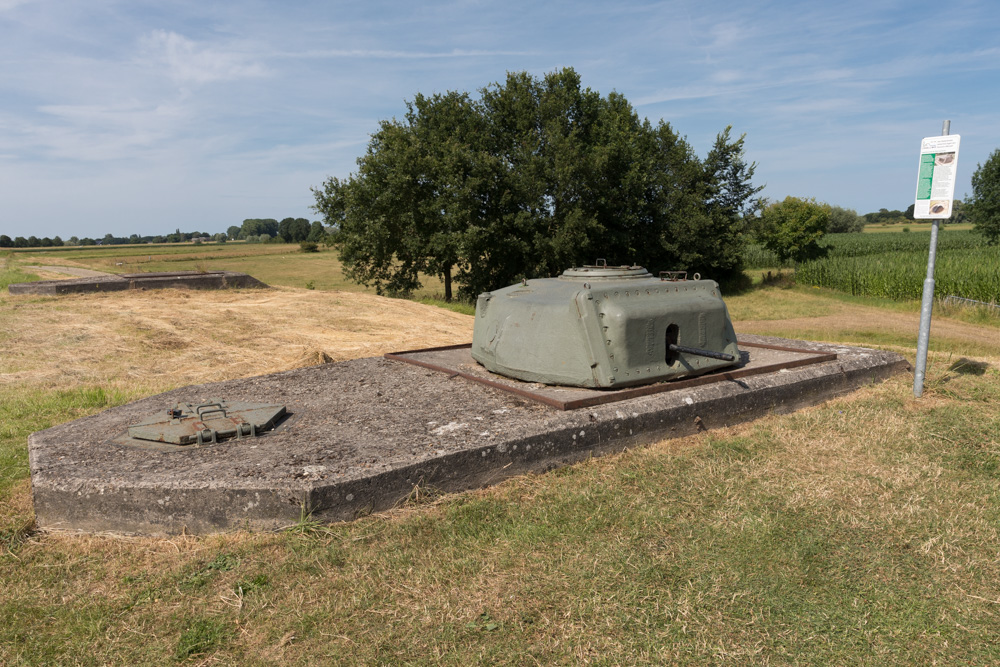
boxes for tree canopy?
[278,217,312,243]
[239,219,279,239]
[969,148,1000,244]
[826,205,864,233]
[757,196,830,264]
[313,68,763,301]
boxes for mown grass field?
[10,242,451,298]
[863,221,974,233]
[863,220,973,234]
[1,247,999,665]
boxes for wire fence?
[943,295,1000,313]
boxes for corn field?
[743,229,999,303]
[743,229,987,270]
[821,229,985,256]
[796,247,1000,303]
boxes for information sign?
[913,134,961,219]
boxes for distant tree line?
[0,235,65,247]
[0,230,222,247]
[1,218,332,249]
[227,218,330,244]
[861,202,967,227]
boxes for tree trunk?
[443,265,453,302]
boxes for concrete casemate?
[8,271,267,295]
[28,335,909,535]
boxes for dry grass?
[2,260,1000,664]
[11,243,453,297]
[0,287,472,394]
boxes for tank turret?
[471,262,740,388]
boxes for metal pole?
[913,119,950,397]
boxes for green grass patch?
[0,385,133,496]
[174,617,234,661]
[0,253,40,289]
[2,374,1000,664]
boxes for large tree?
[827,205,864,233]
[313,68,762,301]
[969,148,1000,244]
[278,217,311,243]
[240,218,279,239]
[757,196,830,264]
[315,90,491,301]
[307,221,326,242]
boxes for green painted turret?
[471,263,740,388]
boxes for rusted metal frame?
[737,340,832,355]
[384,342,838,411]
[558,351,838,410]
[385,342,472,355]
[383,347,568,409]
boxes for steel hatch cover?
[126,400,287,448]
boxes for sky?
[2,0,999,240]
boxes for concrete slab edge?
[29,344,909,535]
[9,271,267,295]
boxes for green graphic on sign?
[917,154,935,200]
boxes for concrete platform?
[28,335,909,535]
[387,340,838,410]
[9,271,267,295]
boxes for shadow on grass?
[722,269,796,295]
[948,358,990,376]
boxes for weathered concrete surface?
[9,271,267,295]
[28,335,909,535]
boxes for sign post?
[912,121,960,397]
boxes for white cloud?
[0,0,33,10]
[707,21,746,50]
[708,69,745,84]
[3,102,187,163]
[287,48,538,60]
[139,30,268,85]
[3,0,999,237]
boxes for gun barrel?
[668,343,736,362]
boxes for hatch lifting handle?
[195,403,227,420]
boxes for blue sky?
[2,0,999,239]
